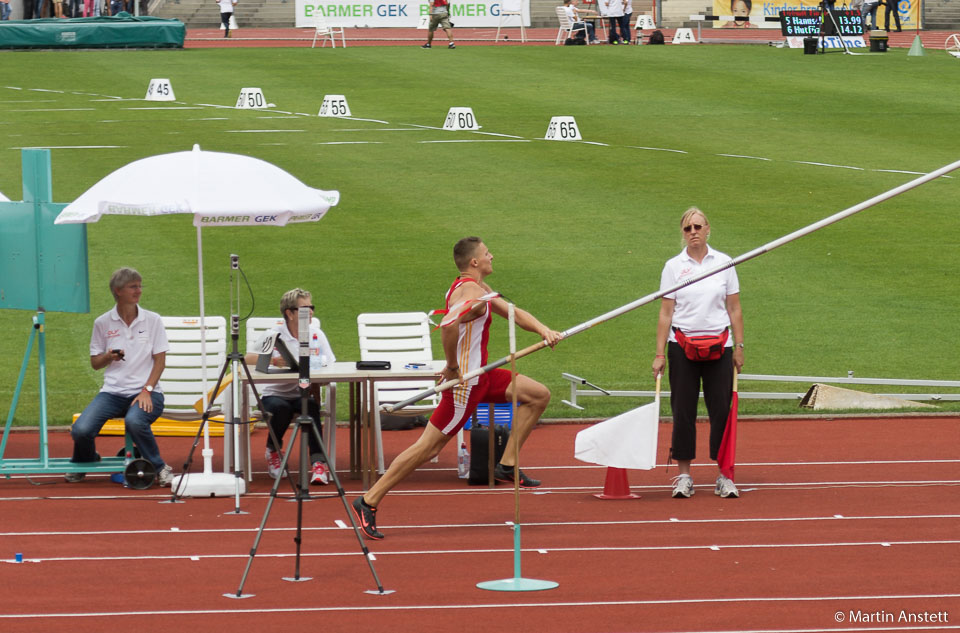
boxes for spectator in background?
[422,0,456,49]
[599,0,624,43]
[618,0,633,43]
[216,0,237,38]
[0,0,11,21]
[859,0,879,29]
[882,0,901,31]
[562,0,599,44]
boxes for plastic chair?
[555,6,589,45]
[496,0,527,42]
[357,312,442,473]
[311,13,346,48]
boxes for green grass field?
[2,45,958,425]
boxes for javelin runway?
[0,416,957,632]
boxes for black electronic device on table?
[254,331,299,373]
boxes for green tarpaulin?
[0,12,185,49]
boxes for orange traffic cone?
[594,467,641,500]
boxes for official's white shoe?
[310,461,331,485]
[671,474,694,498]
[715,475,739,498]
[265,448,286,479]
[156,465,174,487]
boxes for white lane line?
[419,139,531,144]
[10,539,960,564]
[8,145,127,150]
[28,88,64,93]
[1,592,957,620]
[473,131,525,138]
[717,153,772,161]
[340,116,390,124]
[793,160,865,170]
[626,145,689,153]
[3,513,956,537]
[122,106,205,110]
[224,129,306,133]
[331,128,432,132]
[8,108,95,112]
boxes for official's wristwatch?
[143,385,154,393]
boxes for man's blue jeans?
[71,391,166,470]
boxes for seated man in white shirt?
[245,288,336,484]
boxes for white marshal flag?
[574,402,659,470]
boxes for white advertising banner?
[295,0,530,28]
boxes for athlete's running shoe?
[494,463,541,488]
[352,497,384,540]
[671,474,695,498]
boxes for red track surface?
[1,416,958,632]
[183,26,957,49]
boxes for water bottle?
[457,442,470,479]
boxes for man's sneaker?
[156,465,174,487]
[448,42,456,49]
[64,471,85,483]
[715,474,739,498]
[264,447,286,479]
[421,43,431,48]
[671,474,694,498]
[494,463,541,488]
[310,461,330,485]
[351,497,384,540]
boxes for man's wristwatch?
[735,343,745,349]
[143,385,154,393]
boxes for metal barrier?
[560,371,960,410]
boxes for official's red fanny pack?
[673,327,729,362]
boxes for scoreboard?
[779,9,865,36]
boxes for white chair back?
[357,311,437,408]
[157,316,227,414]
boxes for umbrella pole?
[197,226,214,474]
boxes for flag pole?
[385,157,960,414]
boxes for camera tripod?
[224,307,390,598]
[817,0,853,54]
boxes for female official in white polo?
[651,207,745,499]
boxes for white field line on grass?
[4,84,953,179]
[3,512,957,538]
[1,593,958,622]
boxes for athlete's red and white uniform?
[429,278,512,435]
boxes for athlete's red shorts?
[429,368,513,435]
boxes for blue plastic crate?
[464,402,513,429]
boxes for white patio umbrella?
[55,144,340,496]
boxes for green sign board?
[0,149,89,314]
